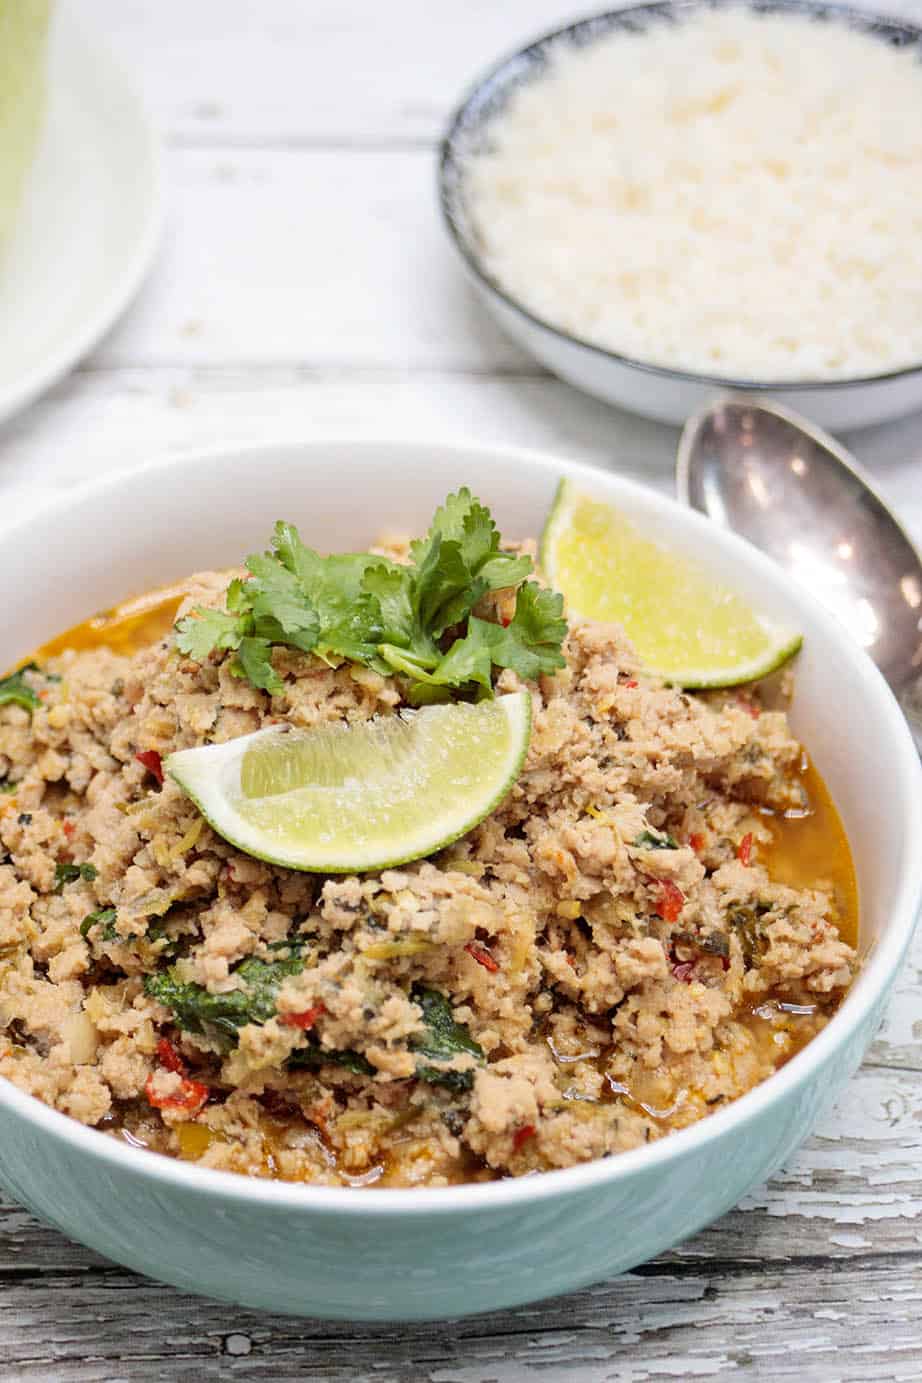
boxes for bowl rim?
[1,435,921,1218]
[438,0,922,395]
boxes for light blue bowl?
[1,441,920,1320]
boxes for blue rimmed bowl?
[0,438,920,1318]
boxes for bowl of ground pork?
[440,1,922,429]
[0,439,919,1320]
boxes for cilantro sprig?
[175,489,567,700]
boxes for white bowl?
[0,439,920,1319]
[438,1,922,430]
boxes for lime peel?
[540,480,801,688]
[165,692,532,874]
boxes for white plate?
[0,3,163,423]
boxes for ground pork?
[0,571,857,1188]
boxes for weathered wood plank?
[1,1257,921,1381]
[2,1063,922,1381]
[90,146,530,373]
[84,0,922,148]
[1,366,920,543]
[867,922,922,1072]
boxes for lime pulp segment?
[541,480,801,687]
[166,692,532,873]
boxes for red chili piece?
[737,832,753,867]
[145,1073,208,1115]
[512,1124,536,1152]
[62,820,75,839]
[281,1003,326,1030]
[135,749,164,785]
[624,679,638,689]
[655,879,685,924]
[157,1036,186,1075]
[465,941,500,973]
[689,832,705,854]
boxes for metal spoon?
[676,397,922,751]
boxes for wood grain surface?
[2,2,922,1377]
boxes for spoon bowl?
[677,398,922,748]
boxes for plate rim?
[0,2,164,424]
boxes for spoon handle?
[899,677,922,757]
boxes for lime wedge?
[166,692,532,873]
[541,480,801,687]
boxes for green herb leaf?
[486,582,569,680]
[54,861,97,894]
[144,950,306,1047]
[175,607,246,661]
[409,985,485,1092]
[0,664,41,713]
[633,829,679,851]
[235,637,284,695]
[80,907,118,940]
[287,1044,374,1076]
[174,492,566,703]
[261,527,387,665]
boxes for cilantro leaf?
[487,582,568,680]
[244,556,319,645]
[409,489,534,636]
[476,551,533,593]
[262,525,388,665]
[412,582,568,692]
[412,488,498,576]
[362,563,419,651]
[235,637,284,695]
[173,492,567,703]
[175,607,246,661]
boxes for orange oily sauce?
[37,583,858,1184]
[608,758,860,1137]
[762,757,858,951]
[35,581,194,661]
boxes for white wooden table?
[3,2,922,1377]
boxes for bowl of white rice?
[439,0,922,429]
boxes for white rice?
[463,7,922,381]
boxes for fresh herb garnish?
[80,907,118,940]
[175,489,567,700]
[144,960,482,1091]
[54,861,98,893]
[0,664,41,713]
[144,953,372,1073]
[408,985,485,1092]
[633,829,679,851]
[144,952,306,1047]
